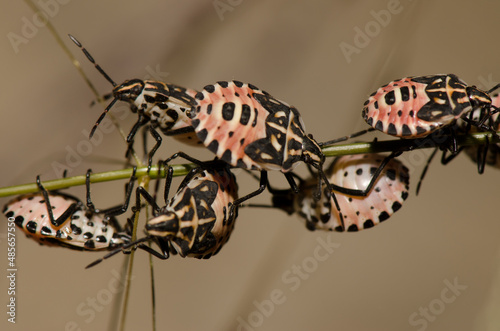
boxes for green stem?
[320,131,498,157]
[0,164,197,198]
[0,131,497,199]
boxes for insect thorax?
[118,80,198,131]
[466,86,492,109]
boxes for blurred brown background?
[1,1,500,330]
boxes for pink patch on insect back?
[298,154,409,231]
[196,84,269,167]
[367,79,433,137]
[331,155,408,229]
[5,194,74,245]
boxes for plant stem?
[0,131,497,198]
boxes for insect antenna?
[85,236,152,269]
[68,34,117,87]
[68,34,120,138]
[487,83,500,94]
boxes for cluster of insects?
[3,35,500,269]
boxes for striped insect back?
[86,158,240,268]
[3,192,128,250]
[273,154,410,232]
[146,162,239,259]
[362,74,493,138]
[189,81,323,172]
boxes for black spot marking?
[386,169,396,180]
[71,224,82,235]
[56,230,63,238]
[347,224,359,232]
[166,109,179,121]
[195,92,204,100]
[233,80,243,87]
[228,131,234,137]
[96,235,107,243]
[363,220,375,228]
[400,86,410,101]
[83,232,93,239]
[366,117,373,126]
[207,140,219,154]
[40,226,52,236]
[397,110,403,117]
[203,85,215,93]
[240,138,245,145]
[378,211,390,222]
[248,83,259,90]
[221,149,233,164]
[84,240,95,249]
[252,109,258,127]
[206,104,213,115]
[240,105,251,125]
[217,81,229,88]
[402,124,412,136]
[87,221,94,227]
[191,118,200,129]
[412,85,417,98]
[26,221,37,234]
[222,102,235,121]
[375,120,384,131]
[356,168,363,175]
[14,216,24,227]
[401,192,409,200]
[305,221,316,231]
[374,101,379,109]
[392,201,402,212]
[144,95,156,103]
[387,123,398,135]
[385,91,396,105]
[197,128,208,142]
